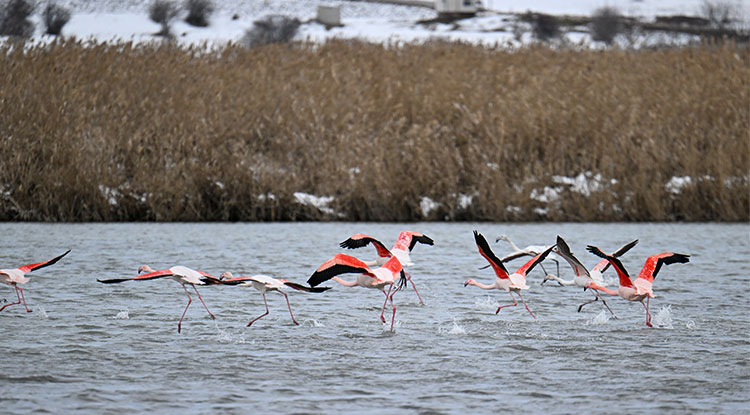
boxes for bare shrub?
[590,6,623,45]
[43,2,71,36]
[242,15,301,48]
[524,12,560,41]
[700,0,737,28]
[184,0,213,27]
[149,0,179,37]
[0,0,35,38]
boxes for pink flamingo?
[339,231,433,304]
[464,231,554,319]
[546,235,638,317]
[308,254,407,332]
[1,250,70,313]
[585,245,689,327]
[213,272,330,326]
[97,265,219,333]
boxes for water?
[1,222,748,414]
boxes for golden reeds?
[0,39,747,221]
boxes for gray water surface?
[1,223,748,414]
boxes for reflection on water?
[1,222,749,414]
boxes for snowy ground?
[14,0,749,47]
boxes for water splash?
[474,295,499,310]
[438,319,467,335]
[304,319,325,327]
[214,322,254,344]
[685,320,697,330]
[114,310,129,319]
[651,305,674,329]
[35,306,48,319]
[586,310,611,326]
[382,319,402,333]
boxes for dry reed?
[0,39,747,222]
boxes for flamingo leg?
[388,288,397,333]
[577,296,598,312]
[380,284,393,323]
[191,284,215,320]
[496,292,519,314]
[517,292,536,319]
[600,295,617,319]
[248,292,270,327]
[0,286,24,312]
[178,283,193,333]
[405,272,424,305]
[280,291,299,325]
[643,297,653,327]
[18,287,31,312]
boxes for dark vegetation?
[42,2,71,36]
[0,39,747,222]
[149,0,179,37]
[184,0,213,27]
[0,0,34,37]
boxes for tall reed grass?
[0,39,747,221]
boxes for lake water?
[1,222,748,414]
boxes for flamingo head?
[219,271,234,280]
[137,265,154,274]
[464,279,475,287]
[495,235,510,243]
[541,274,558,286]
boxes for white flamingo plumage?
[97,265,219,333]
[478,235,560,279]
[0,250,70,313]
[308,253,407,332]
[547,235,638,317]
[585,245,689,327]
[465,231,554,319]
[339,231,433,304]
[213,272,330,327]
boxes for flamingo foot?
[646,321,653,328]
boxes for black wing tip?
[671,253,691,263]
[586,245,608,258]
[96,278,128,284]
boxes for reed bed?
[0,39,747,222]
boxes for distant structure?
[435,0,480,15]
[317,4,342,28]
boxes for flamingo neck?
[587,282,618,295]
[550,275,575,286]
[468,279,496,290]
[332,277,359,287]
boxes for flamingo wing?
[18,249,71,273]
[499,250,532,262]
[555,236,590,277]
[593,239,639,273]
[97,269,175,284]
[397,231,434,252]
[515,245,555,277]
[282,281,332,293]
[340,234,392,258]
[637,252,690,283]
[474,230,510,279]
[586,245,634,288]
[308,254,373,287]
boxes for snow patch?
[98,184,121,206]
[294,192,341,216]
[665,176,692,194]
[419,196,440,217]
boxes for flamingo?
[464,231,554,319]
[308,254,407,332]
[585,245,689,327]
[97,265,219,333]
[211,272,330,326]
[478,235,559,280]
[1,250,70,313]
[546,235,638,317]
[339,231,433,304]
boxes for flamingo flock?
[2,230,690,332]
